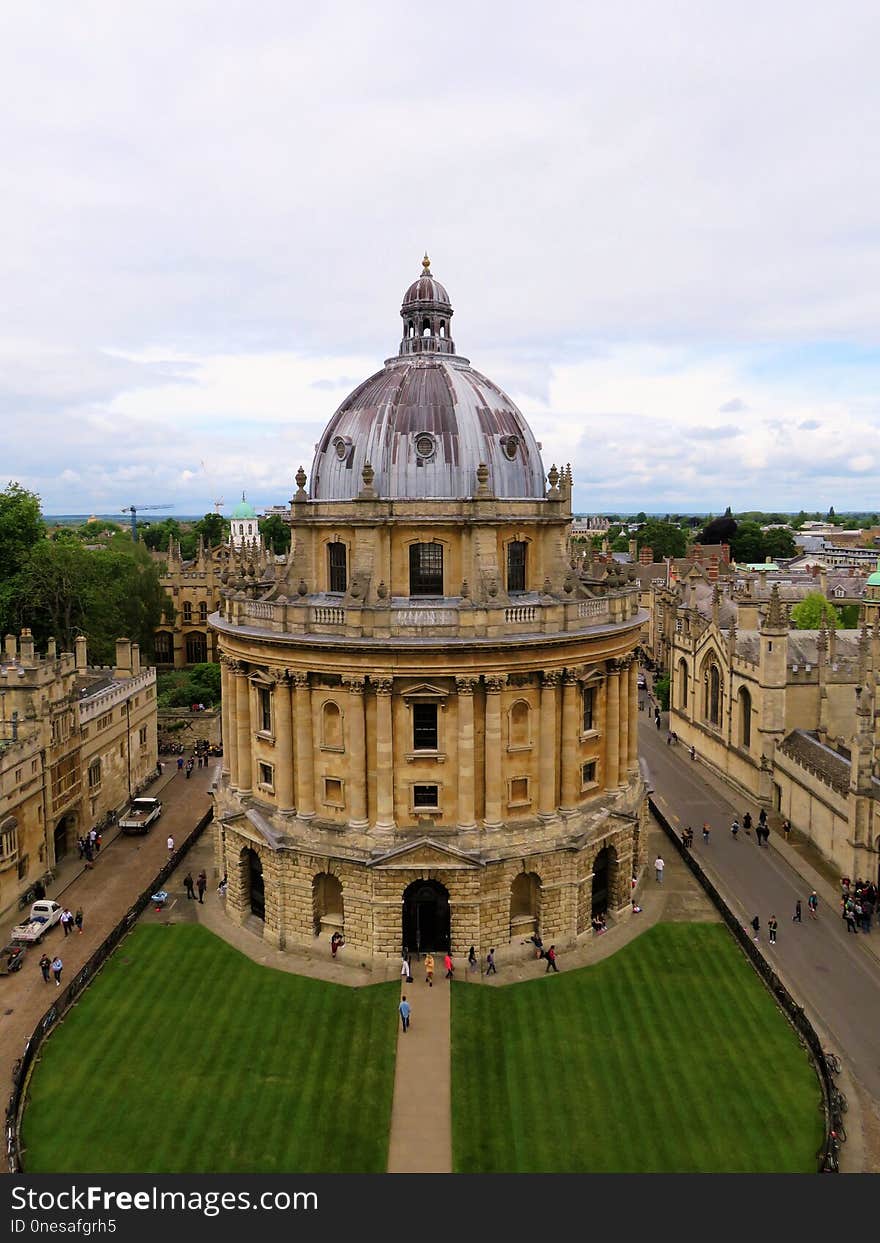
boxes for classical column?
[345,676,368,828]
[293,672,315,820]
[561,670,581,814]
[605,662,620,789]
[618,658,630,781]
[219,656,234,782]
[628,658,639,772]
[273,671,295,813]
[235,666,253,794]
[456,677,478,830]
[483,675,504,828]
[374,678,395,831]
[538,671,560,819]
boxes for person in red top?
[545,945,559,973]
[444,953,454,979]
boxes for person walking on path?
[400,952,411,984]
[545,944,560,972]
[39,953,51,983]
[782,819,792,842]
[444,952,454,980]
[167,834,175,857]
[768,916,778,945]
[690,744,696,761]
[61,908,74,937]
[184,872,196,900]
[486,948,497,975]
[750,915,760,942]
[74,908,83,935]
[654,855,665,883]
[731,818,740,840]
[398,995,411,1033]
[468,945,477,973]
[424,953,435,987]
[793,899,802,923]
[197,871,207,903]
[51,955,63,986]
[743,812,752,836]
[702,822,711,844]
[844,903,859,934]
[808,891,819,920]
[177,755,184,772]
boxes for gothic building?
[210,260,647,961]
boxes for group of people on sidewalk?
[183,870,208,902]
[840,876,876,934]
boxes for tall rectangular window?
[507,540,527,593]
[409,543,444,595]
[259,686,272,733]
[582,686,595,732]
[412,703,438,750]
[328,543,347,593]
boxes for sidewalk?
[386,973,451,1174]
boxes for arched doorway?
[402,879,450,955]
[592,845,618,916]
[509,871,541,941]
[242,848,264,920]
[54,814,74,863]
[313,872,344,937]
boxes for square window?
[413,784,439,809]
[324,777,344,806]
[259,762,274,788]
[412,702,438,750]
[582,761,597,786]
[509,777,529,804]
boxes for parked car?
[10,901,63,944]
[118,797,163,834]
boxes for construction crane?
[213,497,225,513]
[121,504,173,542]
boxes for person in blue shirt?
[398,995,411,1032]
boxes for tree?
[828,505,836,518]
[141,518,182,551]
[699,513,738,545]
[194,513,229,548]
[762,528,796,560]
[259,514,291,555]
[729,521,767,563]
[654,673,671,711]
[637,519,687,560]
[790,593,841,630]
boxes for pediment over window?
[400,683,450,700]
[368,837,483,870]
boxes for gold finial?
[422,252,431,273]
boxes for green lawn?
[452,923,823,1172]
[22,925,398,1173]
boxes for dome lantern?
[399,254,455,357]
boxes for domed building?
[211,258,647,960]
[229,494,260,550]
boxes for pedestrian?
[758,808,768,829]
[74,907,83,935]
[750,915,760,942]
[808,891,819,920]
[666,731,672,746]
[486,948,497,975]
[330,931,344,957]
[51,955,63,986]
[782,819,791,842]
[156,760,163,776]
[444,952,454,980]
[184,872,196,899]
[654,855,665,883]
[545,944,560,972]
[468,945,477,973]
[743,812,752,835]
[768,915,778,944]
[424,952,435,987]
[398,995,411,1033]
[844,904,858,934]
[61,908,73,936]
[94,832,101,854]
[793,899,802,923]
[861,897,873,933]
[167,834,175,856]
[177,756,184,771]
[400,952,411,984]
[702,822,710,844]
[655,713,662,731]
[39,953,51,983]
[731,819,739,839]
[690,744,696,761]
[197,870,207,903]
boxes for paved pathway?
[641,714,880,1171]
[386,970,452,1173]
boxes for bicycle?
[824,1051,842,1075]
[830,1086,847,1113]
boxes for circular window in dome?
[333,436,350,460]
[415,432,437,460]
[501,434,520,460]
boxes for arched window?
[509,699,531,747]
[706,664,721,726]
[328,542,347,593]
[509,871,541,940]
[313,872,344,937]
[185,632,207,663]
[154,632,173,663]
[507,540,527,593]
[408,320,415,339]
[409,543,444,595]
[738,686,752,749]
[439,320,446,338]
[422,317,431,337]
[678,659,689,711]
[322,701,343,749]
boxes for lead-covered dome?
[310,259,546,501]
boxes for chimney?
[639,545,653,565]
[19,628,34,664]
[819,566,828,598]
[720,543,730,564]
[628,539,638,560]
[707,556,719,583]
[114,638,132,679]
[4,634,17,661]
[46,638,57,661]
[691,543,703,563]
[75,635,88,670]
[131,643,140,675]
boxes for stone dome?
[230,495,256,520]
[310,260,546,502]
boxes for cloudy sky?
[3,1,879,516]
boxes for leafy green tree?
[76,520,123,541]
[654,673,671,711]
[637,520,687,559]
[699,513,738,545]
[194,513,229,547]
[790,592,841,630]
[141,518,182,551]
[838,604,860,628]
[762,528,796,560]
[729,521,767,563]
[259,514,291,554]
